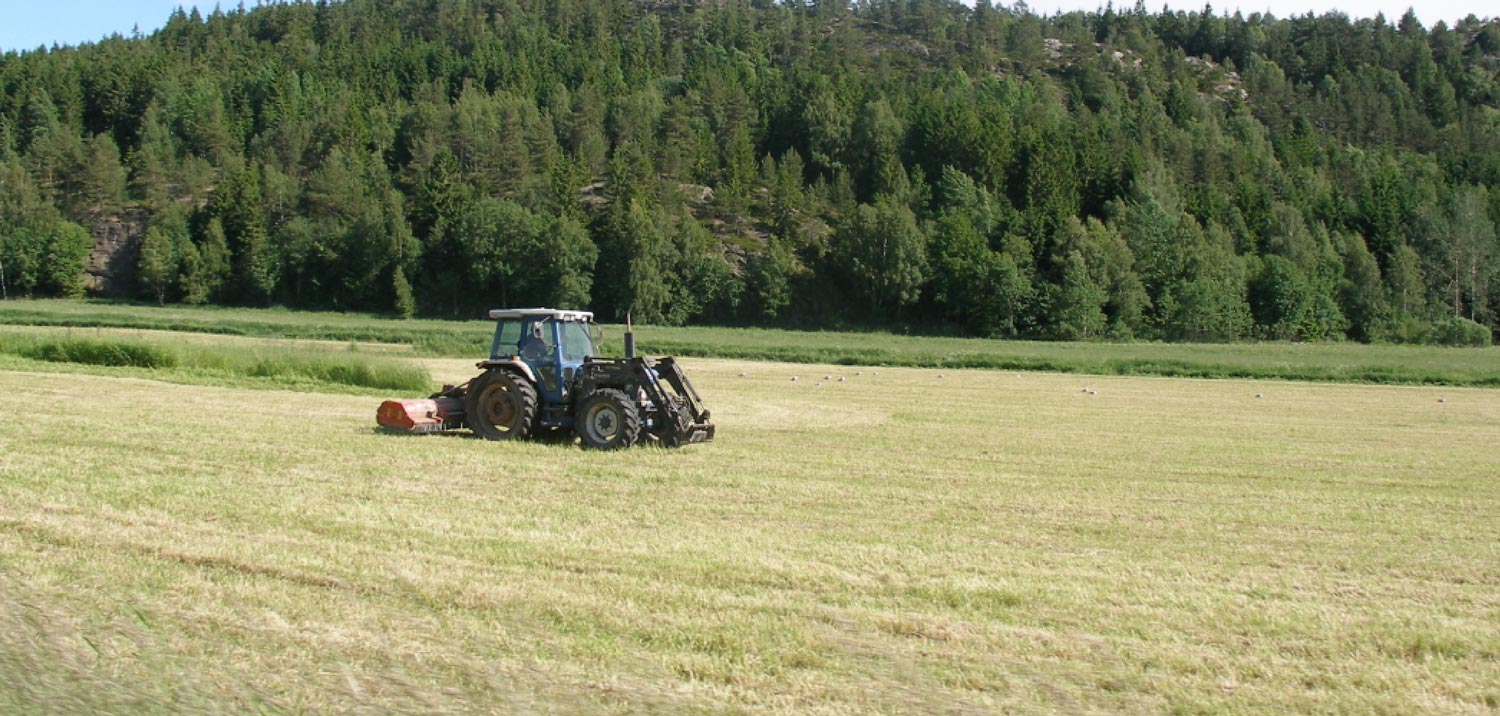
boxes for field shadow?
[370,426,584,448]
[370,426,703,452]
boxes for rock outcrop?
[85,208,149,297]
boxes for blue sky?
[2,1,205,52]
[1,0,1494,53]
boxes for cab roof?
[487,308,595,322]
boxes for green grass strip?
[0,332,431,393]
[1,299,1497,387]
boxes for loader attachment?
[573,355,715,447]
[638,356,715,446]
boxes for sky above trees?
[1022,0,1487,26]
[0,0,1493,52]
[1,1,204,52]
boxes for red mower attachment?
[376,395,466,434]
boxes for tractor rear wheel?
[575,389,641,450]
[466,370,538,441]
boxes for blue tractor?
[377,308,714,449]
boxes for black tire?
[575,389,641,450]
[466,370,538,441]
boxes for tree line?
[1,0,1497,345]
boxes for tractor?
[377,308,714,449]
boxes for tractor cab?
[487,308,597,406]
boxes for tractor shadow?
[371,426,585,449]
[370,426,690,451]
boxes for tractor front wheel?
[466,370,538,441]
[575,389,641,450]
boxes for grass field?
[2,299,1497,386]
[2,333,1497,714]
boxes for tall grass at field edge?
[0,333,431,393]
[1,299,1496,387]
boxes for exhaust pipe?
[624,311,636,359]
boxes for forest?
[0,0,1497,344]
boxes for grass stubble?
[1,347,1497,715]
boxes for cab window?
[520,319,555,361]
[559,321,595,362]
[494,319,523,357]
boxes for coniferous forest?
[0,0,1497,344]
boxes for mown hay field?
[1,350,1498,715]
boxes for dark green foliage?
[927,210,1031,337]
[538,215,599,310]
[1051,249,1108,340]
[1165,240,1254,342]
[74,134,128,216]
[745,236,797,322]
[43,222,94,299]
[618,199,674,324]
[0,0,1495,344]
[0,226,46,298]
[137,227,177,306]
[213,162,277,304]
[0,221,93,299]
[438,197,598,315]
[451,197,549,311]
[392,265,415,319]
[663,213,738,325]
[1052,217,1146,338]
[1334,231,1387,342]
[1431,316,1493,346]
[185,218,232,305]
[1250,255,1313,339]
[833,198,928,317]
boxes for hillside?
[1,0,1497,344]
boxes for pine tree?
[40,221,94,298]
[746,235,797,322]
[1335,232,1388,341]
[392,265,415,319]
[129,103,176,208]
[1053,249,1108,340]
[544,214,599,309]
[215,162,278,303]
[138,227,177,305]
[177,239,205,304]
[621,199,673,323]
[193,218,232,304]
[76,134,128,214]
